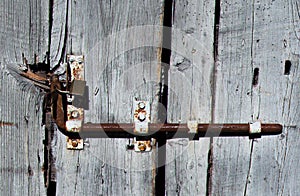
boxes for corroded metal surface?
[67,55,84,81]
[134,101,150,134]
[66,105,84,132]
[80,123,282,139]
[66,138,84,150]
[0,121,14,126]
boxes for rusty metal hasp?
[131,101,155,152]
[65,55,85,150]
[18,54,282,152]
[134,101,150,134]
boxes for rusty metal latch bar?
[67,138,84,150]
[80,123,282,139]
[17,55,283,152]
[65,55,85,150]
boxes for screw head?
[138,113,146,121]
[71,127,79,132]
[71,110,79,118]
[138,142,146,151]
[138,102,146,109]
[71,140,78,147]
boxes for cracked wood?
[211,0,300,195]
[165,0,215,195]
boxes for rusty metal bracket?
[250,121,262,134]
[187,120,198,134]
[131,101,154,152]
[65,55,85,150]
[67,138,84,150]
[66,105,84,132]
[80,123,282,139]
[127,138,156,152]
[133,101,150,134]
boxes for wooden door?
[0,0,299,195]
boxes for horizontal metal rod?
[76,123,283,139]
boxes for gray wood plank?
[243,1,300,195]
[50,0,164,195]
[212,0,300,195]
[165,0,215,195]
[0,65,46,195]
[0,0,49,64]
[211,0,254,194]
[0,1,49,195]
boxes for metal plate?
[66,54,85,150]
[132,138,156,152]
[134,140,152,152]
[67,55,84,81]
[66,138,84,150]
[250,121,262,134]
[70,79,86,96]
[133,101,150,134]
[187,120,198,133]
[66,105,84,132]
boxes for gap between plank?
[46,1,57,196]
[207,0,221,195]
[243,140,254,196]
[156,0,173,195]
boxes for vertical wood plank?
[0,0,49,64]
[242,1,300,195]
[0,66,46,195]
[50,0,164,195]
[211,0,253,194]
[0,0,49,195]
[212,0,300,195]
[165,0,215,195]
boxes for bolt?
[138,113,146,121]
[69,57,75,63]
[138,142,146,151]
[71,110,79,118]
[71,127,79,132]
[138,102,146,109]
[67,95,74,102]
[71,139,78,147]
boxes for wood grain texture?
[0,0,48,64]
[0,1,49,195]
[0,65,45,195]
[241,1,300,195]
[165,0,215,195]
[50,0,164,195]
[1,0,299,195]
[211,0,254,194]
[211,0,300,195]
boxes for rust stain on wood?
[19,70,50,90]
[20,71,48,83]
[0,121,14,126]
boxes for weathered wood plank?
[212,0,300,195]
[211,0,254,194]
[0,0,48,64]
[50,0,164,195]
[0,1,49,195]
[0,65,45,195]
[243,1,300,195]
[165,0,215,195]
